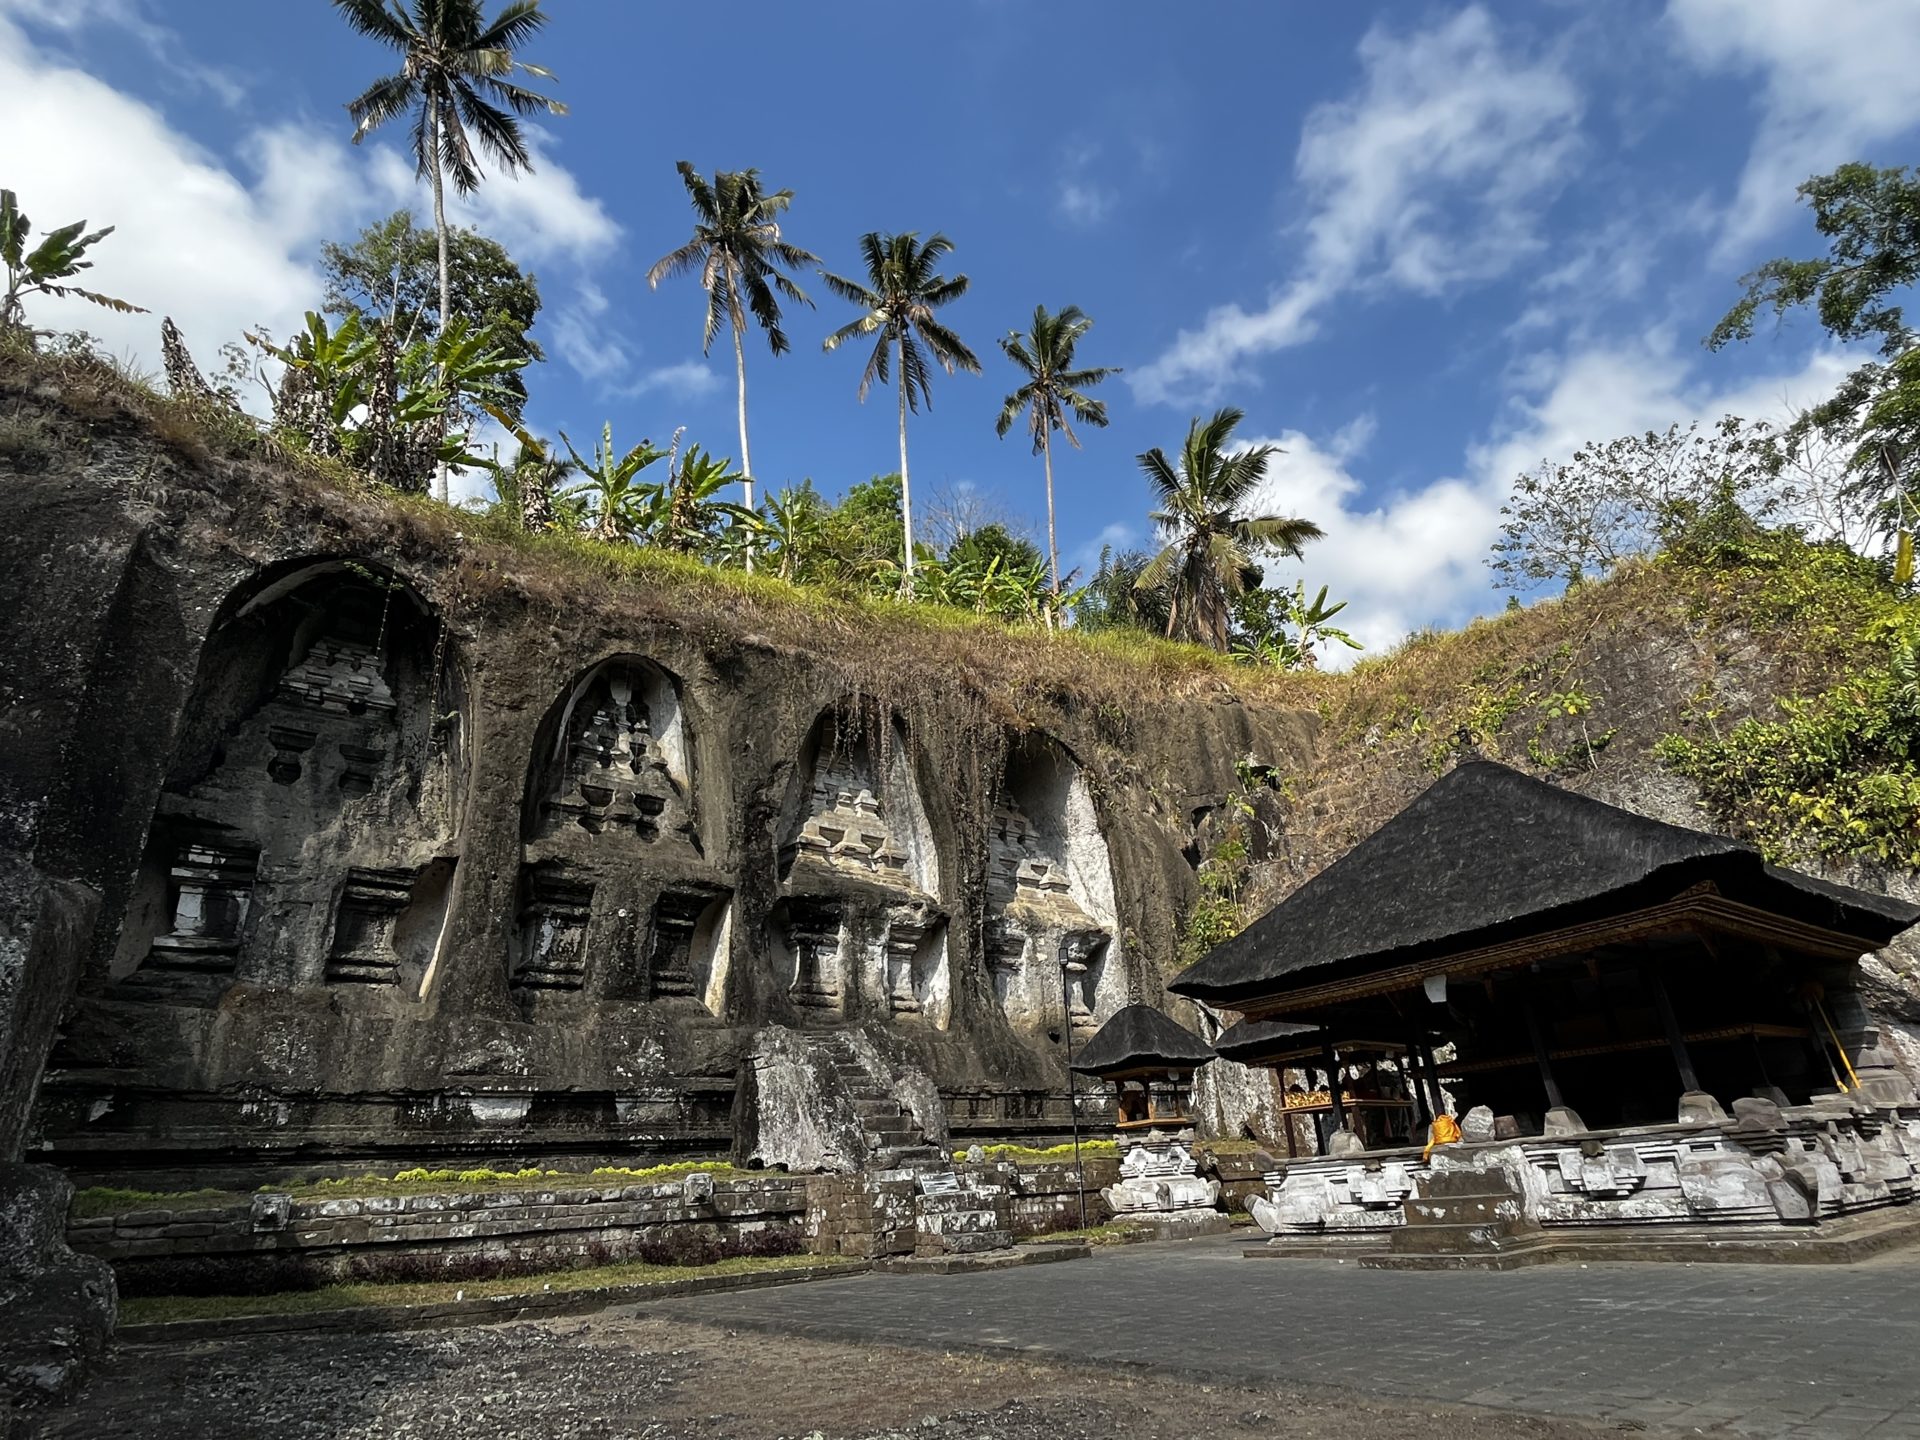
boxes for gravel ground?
[22,1312,1633,1440]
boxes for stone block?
[1543,1106,1589,1137]
[1678,1092,1730,1126]
[1461,1106,1496,1142]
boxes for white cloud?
[625,360,721,401]
[1132,6,1582,405]
[0,0,246,104]
[1240,336,1856,668]
[1054,141,1116,227]
[1667,0,1920,255]
[0,11,618,396]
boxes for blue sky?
[5,0,1919,657]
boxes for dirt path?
[25,1312,1632,1440]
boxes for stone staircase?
[816,1032,945,1171]
[1369,1167,1539,1269]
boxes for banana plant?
[647,444,755,556]
[557,422,669,542]
[1,189,144,330]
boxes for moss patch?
[118,1252,850,1326]
[953,1140,1118,1164]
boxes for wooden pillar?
[1522,993,1565,1111]
[1397,1044,1428,1136]
[1320,1030,1347,1136]
[1418,1035,1447,1120]
[1645,968,1701,1093]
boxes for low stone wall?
[961,1157,1120,1236]
[68,1173,810,1296]
[1247,1097,1920,1245]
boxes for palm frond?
[331,0,415,48]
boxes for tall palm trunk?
[732,320,754,573]
[430,107,452,505]
[897,332,914,583]
[1041,426,1059,599]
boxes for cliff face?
[0,376,1314,1187]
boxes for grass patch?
[1018,1221,1152,1247]
[953,1140,1118,1164]
[117,1252,847,1326]
[70,1161,764,1218]
[69,1187,242,1219]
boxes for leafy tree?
[994,305,1118,598]
[1708,162,1920,576]
[822,232,981,581]
[1136,408,1324,651]
[945,522,1044,576]
[1489,417,1780,591]
[257,310,525,492]
[648,164,818,545]
[648,443,750,557]
[1232,582,1361,669]
[334,0,566,502]
[753,481,829,581]
[0,189,143,331]
[817,473,908,589]
[557,422,667,542]
[1075,546,1169,634]
[323,210,542,417]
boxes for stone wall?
[69,1173,811,1295]
[0,398,1315,1190]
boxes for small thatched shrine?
[1173,760,1920,1261]
[1071,1003,1224,1232]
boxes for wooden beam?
[1522,991,1565,1111]
[1645,968,1701,1093]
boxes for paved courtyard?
[657,1235,1920,1438]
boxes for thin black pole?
[1060,962,1088,1229]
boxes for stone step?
[875,1145,944,1168]
[1390,1219,1531,1256]
[862,1115,919,1138]
[851,1098,901,1118]
[1404,1194,1522,1228]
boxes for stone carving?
[547,669,688,842]
[880,904,937,1017]
[1103,1141,1222,1214]
[785,898,845,1011]
[278,631,396,718]
[985,786,1115,1032]
[144,842,257,974]
[264,725,316,784]
[786,750,913,884]
[649,890,720,1001]
[512,872,592,994]
[325,867,414,984]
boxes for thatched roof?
[1212,1017,1318,1065]
[1071,1003,1215,1077]
[1171,760,1920,1009]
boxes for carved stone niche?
[646,888,731,1007]
[782,897,846,1013]
[987,734,1125,1034]
[325,868,414,984]
[875,901,950,1026]
[511,868,593,997]
[780,720,936,895]
[540,661,693,844]
[143,841,259,976]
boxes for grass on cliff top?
[0,340,1307,718]
[118,1252,849,1327]
[1018,1221,1154,1247]
[70,1160,763,1217]
[951,1140,1118,1164]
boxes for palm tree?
[1136,408,1324,651]
[821,232,981,580]
[648,165,818,559]
[995,305,1119,601]
[334,0,566,503]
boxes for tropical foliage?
[0,189,142,331]
[995,305,1118,598]
[1135,408,1325,651]
[822,231,981,580]
[649,164,817,534]
[333,0,565,500]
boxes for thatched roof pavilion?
[1173,761,1920,1144]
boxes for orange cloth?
[1422,1114,1462,1161]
